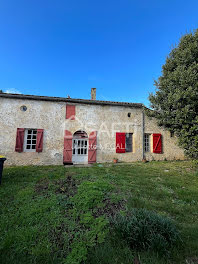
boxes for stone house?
[0,88,185,166]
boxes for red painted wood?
[153,133,162,153]
[36,129,44,152]
[116,133,126,153]
[15,128,25,152]
[63,130,73,163]
[88,131,97,163]
[66,105,75,120]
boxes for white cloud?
[4,88,22,94]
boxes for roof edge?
[0,93,143,108]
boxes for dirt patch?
[55,174,77,197]
[34,173,77,197]
[93,198,126,218]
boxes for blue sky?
[0,0,197,106]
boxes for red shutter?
[116,133,126,153]
[88,131,97,163]
[63,130,73,163]
[36,129,44,152]
[15,128,25,152]
[153,133,162,153]
[66,105,75,120]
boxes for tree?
[148,29,198,159]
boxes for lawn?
[0,161,198,264]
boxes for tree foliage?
[148,30,198,159]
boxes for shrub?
[110,208,181,255]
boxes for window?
[24,129,37,152]
[126,133,133,152]
[116,132,133,153]
[73,139,88,155]
[20,105,27,111]
[144,134,150,152]
[170,131,174,137]
[15,128,44,153]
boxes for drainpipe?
[142,107,145,160]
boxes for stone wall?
[144,115,185,161]
[0,97,185,166]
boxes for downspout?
[142,107,145,160]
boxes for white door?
[72,138,88,164]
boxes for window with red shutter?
[116,133,126,153]
[15,128,25,152]
[153,133,162,153]
[66,104,75,120]
[17,129,44,153]
[15,128,44,153]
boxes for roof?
[0,92,143,108]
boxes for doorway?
[72,130,88,164]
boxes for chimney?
[91,88,96,100]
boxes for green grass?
[0,161,198,264]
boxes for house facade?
[0,89,185,166]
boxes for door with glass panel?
[72,132,88,164]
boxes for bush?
[110,209,181,255]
